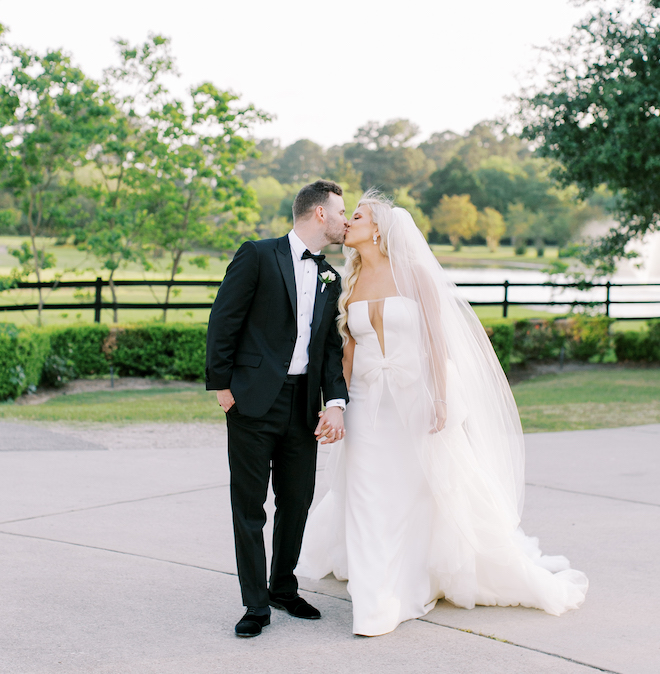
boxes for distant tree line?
[239,119,612,254]
[4,0,657,318]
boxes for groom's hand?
[216,389,235,413]
[314,407,345,444]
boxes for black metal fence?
[1,278,659,321]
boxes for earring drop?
[373,233,378,245]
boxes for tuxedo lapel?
[276,236,296,315]
[310,260,331,340]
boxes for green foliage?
[0,323,50,400]
[40,353,77,388]
[477,207,506,252]
[565,315,616,363]
[0,37,106,320]
[393,188,431,237]
[112,323,206,380]
[46,324,110,377]
[431,194,478,249]
[517,0,660,266]
[513,320,563,364]
[344,119,435,194]
[272,139,325,184]
[615,320,660,361]
[482,321,514,372]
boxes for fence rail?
[1,277,659,321]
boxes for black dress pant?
[226,376,317,608]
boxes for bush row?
[478,316,659,372]
[0,323,207,401]
[1,318,659,401]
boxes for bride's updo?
[337,190,395,345]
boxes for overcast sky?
[1,0,585,147]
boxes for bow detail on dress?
[352,343,421,428]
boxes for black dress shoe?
[268,592,321,620]
[235,609,270,637]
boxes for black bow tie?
[301,249,326,266]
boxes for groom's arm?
[205,241,259,391]
[320,295,349,404]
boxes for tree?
[505,202,537,254]
[393,188,431,238]
[421,157,485,215]
[237,138,281,183]
[478,207,506,252]
[140,83,269,321]
[82,35,176,322]
[273,139,326,184]
[0,27,106,322]
[517,0,660,270]
[249,176,287,224]
[431,195,478,250]
[344,119,435,193]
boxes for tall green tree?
[344,119,434,193]
[273,139,326,184]
[421,157,485,214]
[431,194,479,250]
[517,0,660,271]
[144,80,268,320]
[478,207,506,252]
[0,26,106,322]
[81,35,176,322]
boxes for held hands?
[431,400,447,434]
[216,389,235,413]
[314,406,345,445]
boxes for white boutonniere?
[319,270,336,292]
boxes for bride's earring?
[373,233,378,245]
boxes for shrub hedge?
[0,324,50,400]
[1,318,659,402]
[482,321,514,373]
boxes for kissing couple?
[206,180,588,638]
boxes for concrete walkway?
[0,421,658,674]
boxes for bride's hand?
[431,401,447,433]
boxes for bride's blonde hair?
[337,189,395,345]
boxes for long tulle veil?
[387,207,525,522]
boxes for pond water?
[334,264,660,319]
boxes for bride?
[297,191,588,637]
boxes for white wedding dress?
[297,296,588,636]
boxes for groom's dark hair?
[292,180,343,221]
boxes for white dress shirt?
[287,230,345,411]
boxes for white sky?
[1,0,585,147]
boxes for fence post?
[94,277,103,323]
[503,280,509,318]
[605,281,611,317]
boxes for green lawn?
[1,370,658,432]
[0,387,225,424]
[512,369,660,432]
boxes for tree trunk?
[108,269,118,323]
[27,193,44,325]
[163,249,183,323]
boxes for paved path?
[1,421,658,674]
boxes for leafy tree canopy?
[517,0,660,271]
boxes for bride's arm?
[342,334,356,391]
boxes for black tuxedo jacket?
[205,235,348,429]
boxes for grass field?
[2,369,658,432]
[513,369,660,432]
[0,387,225,424]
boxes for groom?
[206,180,349,637]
